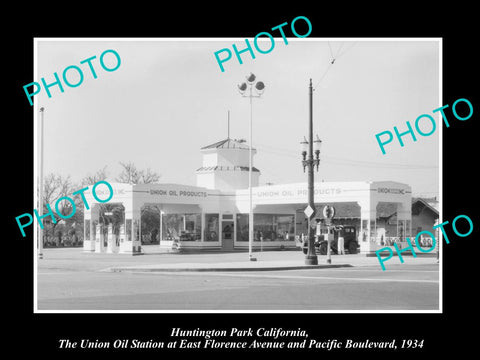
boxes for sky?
[35,38,440,198]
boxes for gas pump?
[94,224,104,253]
[107,223,118,253]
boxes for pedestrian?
[338,227,345,255]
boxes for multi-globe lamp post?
[301,79,322,265]
[238,73,265,261]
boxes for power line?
[313,41,357,91]
[323,155,438,169]
[254,143,438,170]
[328,42,334,59]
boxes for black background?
[6,3,478,358]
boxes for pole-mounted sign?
[323,205,335,225]
[304,205,315,219]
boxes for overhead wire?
[313,41,357,91]
[258,42,437,171]
[254,143,438,170]
[328,42,335,60]
[334,42,345,59]
[313,62,334,90]
[337,42,357,59]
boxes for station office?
[82,138,412,255]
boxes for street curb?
[106,263,353,273]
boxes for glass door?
[221,221,234,251]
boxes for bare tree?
[116,162,161,184]
[40,173,76,240]
[43,174,70,206]
[77,167,109,241]
[116,162,139,184]
[140,167,161,184]
[81,166,108,187]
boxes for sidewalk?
[105,260,353,273]
[103,245,438,273]
[37,246,439,273]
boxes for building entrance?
[221,221,234,251]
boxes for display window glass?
[204,214,219,241]
[236,213,295,241]
[163,213,201,241]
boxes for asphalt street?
[36,247,439,311]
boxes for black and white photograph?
[32,38,441,313]
[8,5,478,357]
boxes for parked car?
[302,225,359,255]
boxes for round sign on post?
[323,205,335,225]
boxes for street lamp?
[300,79,322,265]
[160,210,165,245]
[238,72,265,261]
[301,135,322,172]
[38,107,45,259]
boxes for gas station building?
[82,138,412,255]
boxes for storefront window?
[236,214,295,242]
[236,214,249,241]
[163,214,180,240]
[274,215,295,241]
[254,214,273,241]
[205,214,219,241]
[163,213,201,241]
[184,213,201,241]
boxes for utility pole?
[301,79,322,265]
[305,79,318,265]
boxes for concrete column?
[200,208,206,242]
[83,206,96,252]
